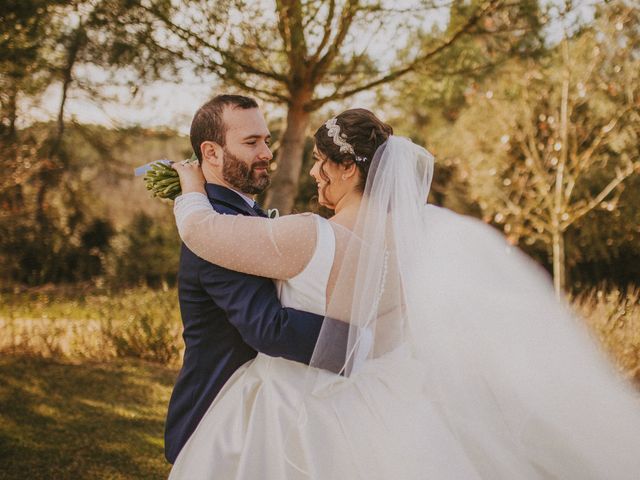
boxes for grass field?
[0,356,175,479]
[0,285,637,478]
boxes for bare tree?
[445,2,640,294]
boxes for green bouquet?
[142,154,198,201]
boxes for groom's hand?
[173,160,206,195]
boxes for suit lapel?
[204,183,258,217]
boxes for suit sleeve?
[198,260,325,364]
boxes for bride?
[170,108,640,479]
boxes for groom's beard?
[222,148,271,195]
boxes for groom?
[165,95,326,463]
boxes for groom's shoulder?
[210,199,242,216]
[179,200,239,270]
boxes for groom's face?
[220,107,273,195]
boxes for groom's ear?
[201,141,224,167]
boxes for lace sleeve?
[173,192,318,280]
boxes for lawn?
[0,356,176,479]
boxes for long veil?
[286,136,640,479]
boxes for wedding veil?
[287,136,640,479]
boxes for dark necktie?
[252,203,268,217]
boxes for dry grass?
[0,287,183,367]
[1,286,638,384]
[573,287,640,386]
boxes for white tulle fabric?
[172,136,640,479]
[169,214,339,479]
[174,194,318,280]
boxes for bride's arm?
[174,192,317,280]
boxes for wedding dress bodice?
[276,214,335,316]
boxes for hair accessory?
[325,118,367,163]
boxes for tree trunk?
[550,37,570,297]
[51,29,83,159]
[552,227,566,296]
[36,27,83,226]
[6,82,18,140]
[264,94,312,213]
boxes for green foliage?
[0,123,113,286]
[111,212,180,288]
[0,123,188,288]
[0,0,183,288]
[381,0,544,212]
[567,174,640,289]
[413,0,640,290]
[0,196,116,285]
[388,0,543,130]
[143,161,182,200]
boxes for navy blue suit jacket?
[164,184,326,463]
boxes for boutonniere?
[268,208,280,219]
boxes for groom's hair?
[190,94,259,163]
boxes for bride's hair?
[313,108,393,192]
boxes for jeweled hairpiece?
[325,118,367,163]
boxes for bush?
[0,287,183,366]
[0,213,115,286]
[103,292,182,364]
[105,312,180,364]
[110,212,180,288]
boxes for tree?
[0,0,178,285]
[380,0,544,212]
[441,1,640,294]
[141,0,534,212]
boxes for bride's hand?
[173,160,206,195]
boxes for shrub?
[0,287,183,366]
[104,312,181,364]
[110,213,180,288]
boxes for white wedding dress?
[170,215,475,479]
[170,137,640,479]
[169,214,337,479]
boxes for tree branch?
[576,106,632,167]
[308,0,335,64]
[142,2,289,85]
[564,162,639,230]
[225,76,290,103]
[276,0,308,85]
[309,0,358,85]
[307,0,502,110]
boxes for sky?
[30,74,214,135]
